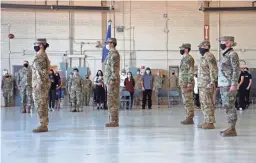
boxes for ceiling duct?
[1,3,114,11]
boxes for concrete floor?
[1,105,256,163]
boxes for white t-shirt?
[120,74,127,87]
[194,76,198,94]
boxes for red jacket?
[124,78,135,93]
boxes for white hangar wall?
[1,1,256,75]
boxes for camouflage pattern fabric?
[179,54,195,118]
[17,66,32,106]
[199,88,215,123]
[67,76,72,107]
[83,78,92,106]
[169,75,178,90]
[155,76,163,105]
[104,49,120,123]
[1,77,14,106]
[69,75,83,111]
[32,51,51,127]
[134,75,142,89]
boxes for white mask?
[74,72,78,75]
[146,70,150,74]
[121,73,125,76]
[137,71,140,75]
[128,74,131,78]
[106,44,110,50]
[98,76,102,80]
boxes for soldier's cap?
[219,36,237,46]
[106,38,117,44]
[179,43,191,49]
[198,41,211,47]
[34,38,48,45]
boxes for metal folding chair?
[133,89,143,108]
[119,91,131,110]
[168,89,181,107]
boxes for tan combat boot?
[21,104,26,113]
[27,105,31,113]
[181,118,194,125]
[202,123,215,129]
[32,126,48,133]
[220,128,237,137]
[105,122,119,127]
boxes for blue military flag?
[102,20,112,62]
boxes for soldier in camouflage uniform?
[197,41,218,129]
[1,73,14,107]
[69,68,83,112]
[218,36,240,137]
[179,43,195,125]
[134,69,142,105]
[31,38,51,133]
[17,60,32,113]
[155,70,164,105]
[104,38,120,127]
[83,74,92,106]
[67,72,73,109]
[169,70,178,90]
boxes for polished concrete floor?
[1,105,256,163]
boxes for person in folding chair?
[124,72,135,109]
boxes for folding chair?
[133,89,143,108]
[119,91,131,110]
[168,89,181,107]
[157,89,168,107]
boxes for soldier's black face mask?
[199,48,209,55]
[172,72,175,75]
[34,46,40,52]
[180,50,185,55]
[23,64,28,67]
[220,44,226,50]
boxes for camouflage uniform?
[31,38,51,133]
[218,36,240,136]
[67,74,73,108]
[179,43,195,124]
[134,73,142,105]
[69,73,83,112]
[155,75,164,105]
[169,73,178,90]
[104,38,120,127]
[197,41,218,129]
[83,76,92,106]
[17,64,32,113]
[1,75,14,107]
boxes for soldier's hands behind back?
[206,83,213,88]
[110,80,115,86]
[229,86,237,92]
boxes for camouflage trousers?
[181,87,194,119]
[199,87,215,123]
[107,83,120,123]
[3,90,12,106]
[20,86,32,106]
[83,91,91,106]
[33,87,48,127]
[220,87,237,125]
[70,90,82,110]
[155,88,161,105]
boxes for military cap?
[179,43,191,49]
[219,36,237,46]
[198,41,211,47]
[106,38,117,44]
[34,38,48,45]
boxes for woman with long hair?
[55,72,62,110]
[124,72,135,109]
[93,70,105,110]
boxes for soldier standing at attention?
[17,60,32,113]
[134,69,142,105]
[31,38,51,133]
[1,73,14,107]
[218,36,240,137]
[104,38,120,127]
[179,43,195,125]
[169,70,178,90]
[155,70,164,105]
[197,41,218,129]
[69,68,83,112]
[83,74,92,106]
[67,72,73,109]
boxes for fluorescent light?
[67,55,85,58]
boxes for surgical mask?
[128,74,131,78]
[34,46,40,52]
[23,64,28,68]
[146,70,150,74]
[97,72,101,76]
[106,44,110,50]
[73,71,78,75]
[199,48,209,55]
[220,44,226,50]
[86,77,89,79]
[98,76,102,80]
[180,50,185,55]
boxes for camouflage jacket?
[83,79,92,92]
[169,75,178,89]
[104,49,120,85]
[155,76,164,89]
[218,48,240,87]
[17,67,32,87]
[69,75,83,91]
[1,77,14,92]
[179,54,195,86]
[32,51,51,90]
[198,52,218,88]
[134,75,142,89]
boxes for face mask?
[137,71,140,75]
[34,46,40,52]
[23,64,28,68]
[5,75,9,78]
[146,70,150,74]
[121,73,125,76]
[106,44,110,50]
[180,50,185,55]
[74,72,78,75]
[194,74,197,78]
[98,76,102,80]
[86,77,89,79]
[98,72,101,76]
[199,48,209,55]
[220,44,226,50]
[172,72,175,75]
[128,74,131,78]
